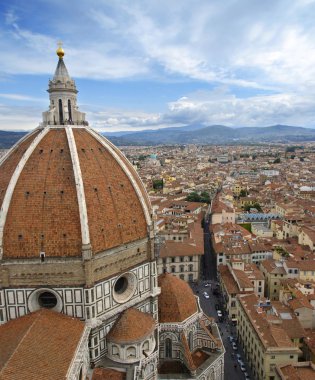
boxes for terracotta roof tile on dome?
[0,309,85,380]
[0,127,151,259]
[0,130,40,209]
[158,273,198,323]
[2,129,82,258]
[73,129,148,253]
[107,308,156,344]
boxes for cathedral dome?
[0,54,151,261]
[158,273,198,323]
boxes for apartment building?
[157,241,202,282]
[237,294,302,380]
[260,259,287,301]
[218,260,264,321]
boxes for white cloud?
[2,1,315,131]
[0,93,45,102]
[0,104,42,130]
[82,87,315,132]
[2,0,315,87]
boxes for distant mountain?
[1,124,315,148]
[104,123,207,137]
[0,131,27,149]
[103,124,315,145]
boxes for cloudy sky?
[1,0,315,132]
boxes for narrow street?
[191,281,252,380]
[202,217,217,281]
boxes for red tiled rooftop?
[0,309,85,380]
[158,273,198,323]
[107,308,156,344]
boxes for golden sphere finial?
[56,41,64,59]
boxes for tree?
[239,189,248,197]
[186,191,210,204]
[152,179,163,190]
[253,202,262,212]
[273,157,281,164]
[244,202,262,212]
[285,146,296,153]
[186,192,201,202]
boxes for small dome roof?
[158,273,198,323]
[107,308,156,344]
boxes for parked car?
[244,372,250,380]
[236,354,242,362]
[203,292,210,299]
[204,283,211,287]
[240,364,246,372]
[217,310,222,317]
[228,336,234,343]
[232,342,237,350]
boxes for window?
[142,340,150,352]
[112,345,119,356]
[180,265,184,272]
[114,277,128,294]
[189,256,193,261]
[171,258,175,263]
[171,267,175,273]
[165,338,172,358]
[127,346,136,358]
[67,99,72,121]
[58,99,63,124]
[38,291,57,309]
[290,355,294,359]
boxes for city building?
[218,260,264,321]
[237,294,302,380]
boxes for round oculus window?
[38,291,58,309]
[28,288,62,313]
[113,272,137,304]
[114,276,128,294]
